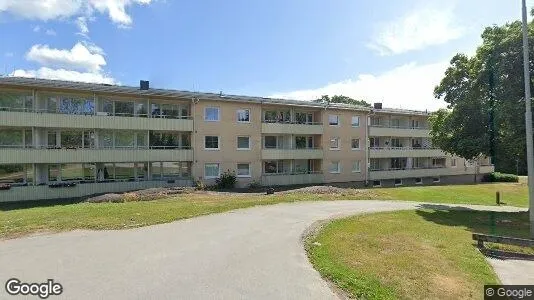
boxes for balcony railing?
[262,119,322,125]
[0,145,192,150]
[369,146,438,150]
[262,171,323,176]
[370,166,446,172]
[369,124,429,129]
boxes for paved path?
[0,201,529,299]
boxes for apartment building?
[0,77,494,202]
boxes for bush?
[194,179,206,191]
[215,170,237,189]
[247,180,262,190]
[483,172,519,183]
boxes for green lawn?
[0,181,529,239]
[306,210,531,300]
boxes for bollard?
[496,191,500,205]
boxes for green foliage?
[313,95,371,107]
[482,172,519,183]
[215,170,237,189]
[247,180,262,190]
[432,20,534,174]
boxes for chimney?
[373,102,382,109]
[140,80,149,90]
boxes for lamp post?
[521,0,534,238]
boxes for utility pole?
[521,0,534,238]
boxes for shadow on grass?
[0,197,85,211]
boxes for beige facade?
[0,77,494,202]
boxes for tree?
[313,95,371,107]
[432,19,534,175]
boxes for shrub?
[215,170,237,189]
[247,180,262,190]
[194,179,206,191]
[483,172,519,183]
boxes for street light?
[521,0,534,238]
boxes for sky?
[0,0,531,110]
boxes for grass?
[305,209,531,300]
[0,181,529,240]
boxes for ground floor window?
[433,177,440,183]
[237,163,251,177]
[329,161,340,173]
[394,178,402,186]
[205,163,220,178]
[0,164,32,185]
[415,177,423,184]
[373,180,381,187]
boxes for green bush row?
[483,172,519,183]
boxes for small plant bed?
[305,210,530,300]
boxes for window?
[411,119,420,129]
[370,117,381,126]
[328,115,339,126]
[373,180,381,187]
[432,158,446,168]
[296,112,313,124]
[330,137,340,150]
[237,136,250,150]
[351,138,360,150]
[433,177,440,183]
[204,163,220,178]
[264,136,278,149]
[329,161,340,173]
[352,160,361,173]
[237,163,251,177]
[451,158,457,167]
[114,101,134,117]
[204,107,220,121]
[295,136,307,149]
[369,137,379,148]
[390,138,402,148]
[351,116,360,127]
[204,136,219,150]
[264,160,286,174]
[394,178,402,186]
[370,158,381,171]
[415,177,423,184]
[237,109,250,123]
[391,119,400,128]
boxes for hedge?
[482,172,519,183]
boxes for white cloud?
[26,42,106,72]
[368,6,464,56]
[32,25,40,32]
[269,61,449,111]
[4,52,13,57]
[11,67,116,84]
[0,0,154,30]
[45,29,56,36]
[76,16,89,35]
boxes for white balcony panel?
[261,173,324,186]
[369,148,445,158]
[369,126,430,137]
[0,111,193,131]
[0,148,193,164]
[261,149,323,160]
[369,165,494,180]
[261,123,323,135]
[0,180,193,202]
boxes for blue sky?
[0,0,529,110]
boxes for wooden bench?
[472,233,534,248]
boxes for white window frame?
[328,114,339,126]
[204,106,220,122]
[352,160,361,173]
[236,109,250,123]
[373,180,381,187]
[351,138,360,150]
[433,177,440,183]
[351,116,360,127]
[236,163,251,178]
[329,137,340,150]
[204,163,220,179]
[451,158,457,168]
[415,177,423,185]
[237,136,251,150]
[394,178,403,186]
[329,161,341,174]
[204,136,220,150]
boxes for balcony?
[261,172,324,186]
[369,147,445,158]
[262,121,323,135]
[262,147,324,160]
[369,125,430,137]
[0,110,193,131]
[369,166,489,180]
[0,147,193,164]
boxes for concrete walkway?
[0,201,530,299]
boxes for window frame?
[328,114,340,126]
[204,136,220,150]
[415,177,423,185]
[451,158,457,168]
[394,178,403,186]
[329,161,341,174]
[432,177,441,183]
[204,163,220,179]
[352,160,361,173]
[329,137,340,150]
[372,180,381,187]
[236,109,251,123]
[204,106,220,122]
[237,136,251,150]
[351,138,361,150]
[236,163,251,178]
[351,116,360,127]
